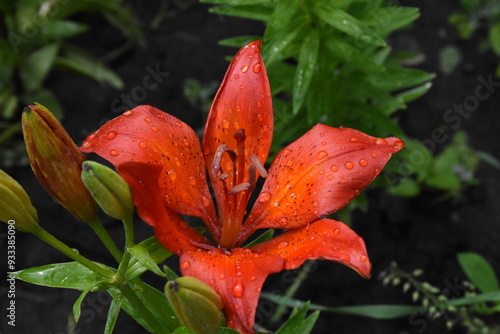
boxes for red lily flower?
[81,41,404,333]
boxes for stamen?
[249,154,268,178]
[233,129,246,141]
[211,144,236,178]
[228,182,251,195]
[248,164,256,189]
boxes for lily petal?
[117,162,212,253]
[180,248,284,334]
[250,219,371,278]
[202,41,273,229]
[240,124,404,242]
[80,105,219,239]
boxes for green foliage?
[0,0,143,162]
[449,0,500,75]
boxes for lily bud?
[81,161,133,220]
[22,103,97,222]
[164,276,223,334]
[0,169,39,232]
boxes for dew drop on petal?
[321,141,327,146]
[151,126,158,132]
[371,153,378,158]
[283,149,291,157]
[219,273,226,280]
[359,159,368,167]
[181,261,191,270]
[333,228,340,236]
[189,176,196,186]
[344,161,354,170]
[139,142,147,149]
[376,138,388,145]
[222,119,230,129]
[339,253,350,262]
[278,241,289,249]
[374,168,381,175]
[258,191,271,203]
[202,196,211,207]
[256,100,262,108]
[312,201,319,207]
[327,174,334,180]
[350,137,358,142]
[109,150,119,157]
[241,65,249,73]
[123,110,133,116]
[279,217,288,225]
[331,165,339,172]
[145,117,152,123]
[360,255,368,263]
[175,120,183,127]
[317,150,328,160]
[252,63,262,73]
[232,282,245,298]
[234,74,240,80]
[106,132,117,140]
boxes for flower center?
[211,129,267,249]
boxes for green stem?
[88,217,123,262]
[117,215,135,280]
[32,226,114,279]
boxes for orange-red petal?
[202,41,273,229]
[240,124,404,242]
[117,162,212,253]
[180,248,284,334]
[250,219,371,278]
[80,105,219,239]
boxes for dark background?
[1,1,499,333]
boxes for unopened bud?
[0,170,38,232]
[164,276,223,334]
[22,103,97,222]
[81,161,133,220]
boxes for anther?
[228,182,251,195]
[211,144,236,178]
[249,155,268,178]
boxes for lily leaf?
[126,237,173,280]
[128,243,166,277]
[104,295,124,334]
[458,252,499,293]
[275,301,318,334]
[293,29,320,114]
[20,43,59,92]
[10,261,112,291]
[209,4,274,21]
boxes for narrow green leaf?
[263,0,299,41]
[9,262,112,291]
[209,4,274,21]
[164,265,179,281]
[73,286,93,323]
[293,29,320,114]
[458,252,499,293]
[396,82,433,104]
[262,23,303,66]
[104,295,123,334]
[55,47,123,89]
[128,244,166,277]
[218,35,262,47]
[244,229,275,247]
[313,5,385,47]
[38,20,88,42]
[368,7,420,36]
[20,43,59,92]
[126,237,173,280]
[275,301,318,334]
[262,293,420,319]
[489,22,500,55]
[475,150,500,170]
[1,94,18,119]
[443,291,500,307]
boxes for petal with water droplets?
[117,162,212,253]
[80,105,219,239]
[241,124,404,242]
[250,219,371,278]
[202,41,273,226]
[180,248,283,334]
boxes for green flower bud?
[81,161,133,220]
[0,169,39,232]
[22,103,97,222]
[164,276,223,334]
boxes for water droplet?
[234,74,240,80]
[279,217,288,225]
[393,140,405,150]
[354,189,360,196]
[109,150,119,157]
[151,125,158,132]
[235,105,241,112]
[320,132,325,137]
[374,168,381,175]
[222,119,230,129]
[106,132,117,140]
[376,138,388,145]
[339,253,350,262]
[331,165,339,172]
[241,65,249,73]
[317,150,328,160]
[181,261,191,270]
[234,122,240,129]
[232,282,245,298]
[189,176,196,186]
[256,100,262,108]
[124,110,133,116]
[333,228,340,235]
[257,114,263,121]
[371,153,378,158]
[258,191,271,203]
[321,141,327,146]
[359,159,368,167]
[286,160,293,167]
[344,161,354,170]
[202,196,211,207]
[219,273,226,280]
[283,149,291,157]
[139,142,147,149]
[360,255,368,262]
[175,121,183,127]
[278,241,289,249]
[350,137,358,142]
[252,63,262,73]
[145,117,152,123]
[312,201,319,207]
[327,174,334,180]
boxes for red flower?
[81,41,404,333]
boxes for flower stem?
[117,215,134,281]
[88,217,123,262]
[32,225,114,278]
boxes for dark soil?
[2,1,499,334]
